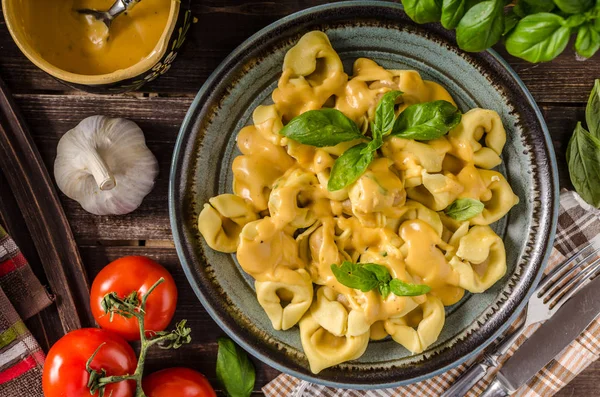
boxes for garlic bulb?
[54,115,158,215]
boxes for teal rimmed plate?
[169,1,558,388]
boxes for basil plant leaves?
[400,0,600,62]
[567,79,600,208]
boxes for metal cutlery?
[481,264,600,396]
[78,0,141,31]
[442,236,600,397]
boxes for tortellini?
[384,296,445,353]
[198,194,257,253]
[273,31,347,121]
[470,170,520,225]
[256,269,313,330]
[449,225,507,292]
[299,312,370,374]
[448,108,507,169]
[198,31,520,374]
[348,158,406,227]
[236,218,305,281]
[269,168,321,229]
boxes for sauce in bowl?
[15,0,171,75]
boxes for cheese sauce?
[15,0,172,75]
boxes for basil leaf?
[576,24,600,59]
[586,79,600,137]
[363,90,404,155]
[330,262,380,292]
[374,90,403,137]
[513,0,555,16]
[389,279,432,296]
[503,10,521,35]
[445,198,485,220]
[505,13,570,62]
[456,0,504,52]
[216,337,255,397]
[392,100,462,140]
[553,0,593,14]
[403,0,443,23]
[279,109,363,147]
[441,0,467,29]
[567,122,600,208]
[362,263,393,284]
[328,143,374,191]
[362,123,382,155]
[379,283,391,299]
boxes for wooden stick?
[0,77,91,333]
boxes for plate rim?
[169,0,559,389]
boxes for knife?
[480,274,600,396]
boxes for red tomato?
[42,328,137,397]
[90,256,178,340]
[142,368,216,397]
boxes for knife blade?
[482,274,600,396]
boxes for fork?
[442,235,600,397]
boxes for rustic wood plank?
[0,79,95,333]
[0,1,598,103]
[79,245,280,392]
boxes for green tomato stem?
[87,278,191,397]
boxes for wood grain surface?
[0,0,598,395]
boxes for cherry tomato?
[90,256,178,340]
[42,328,137,397]
[142,368,216,397]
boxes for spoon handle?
[121,0,141,10]
[108,0,140,18]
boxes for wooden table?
[0,1,599,395]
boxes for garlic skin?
[54,115,158,215]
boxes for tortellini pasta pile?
[198,31,519,374]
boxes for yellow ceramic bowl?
[2,0,191,93]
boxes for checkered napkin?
[0,226,52,397]
[263,191,600,397]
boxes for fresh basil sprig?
[328,143,374,191]
[331,261,431,298]
[389,279,432,296]
[554,0,593,14]
[362,90,403,154]
[278,108,364,147]
[456,0,504,52]
[567,80,600,208]
[401,0,600,62]
[391,100,462,140]
[504,13,572,63]
[586,79,600,136]
[332,90,402,191]
[403,0,443,24]
[576,24,600,59]
[514,0,555,17]
[280,93,461,192]
[445,198,485,221]
[216,337,256,397]
[441,0,476,29]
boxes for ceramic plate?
[170,1,559,388]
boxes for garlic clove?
[54,115,159,216]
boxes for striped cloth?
[263,191,600,397]
[0,226,52,397]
